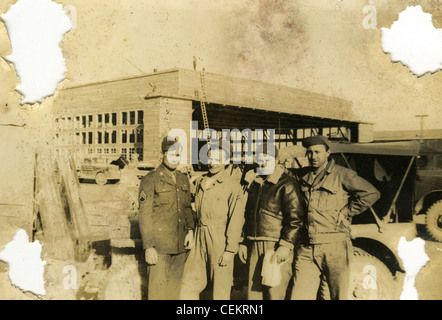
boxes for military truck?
[411,139,442,242]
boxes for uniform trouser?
[291,240,352,300]
[247,240,294,300]
[180,225,234,300]
[147,252,188,300]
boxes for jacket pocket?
[154,182,174,206]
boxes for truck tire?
[95,172,108,185]
[348,248,397,300]
[425,200,442,242]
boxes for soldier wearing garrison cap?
[138,135,195,300]
[291,135,380,300]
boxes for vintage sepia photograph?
[0,0,441,303]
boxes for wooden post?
[35,153,75,260]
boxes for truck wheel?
[425,200,442,242]
[348,248,397,300]
[95,172,108,185]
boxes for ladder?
[199,68,211,142]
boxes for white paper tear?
[381,5,442,76]
[397,236,430,300]
[1,0,72,104]
[0,229,47,296]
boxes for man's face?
[256,153,276,176]
[163,147,181,170]
[207,148,228,175]
[306,144,330,169]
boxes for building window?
[122,130,127,143]
[105,113,110,124]
[136,128,143,143]
[82,132,86,144]
[82,116,87,128]
[129,129,135,143]
[122,112,128,125]
[130,111,136,125]
[137,110,143,124]
[111,130,117,144]
[75,116,80,129]
[129,148,135,160]
[121,148,127,159]
[112,113,117,126]
[88,148,93,154]
[136,148,143,161]
[97,114,103,127]
[104,148,109,154]
[97,148,102,154]
[88,115,93,128]
[98,131,103,144]
[104,132,109,144]
[88,132,93,144]
[111,148,117,154]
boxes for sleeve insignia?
[139,190,147,204]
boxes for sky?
[52,0,442,131]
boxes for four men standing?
[138,134,380,300]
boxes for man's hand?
[218,251,235,267]
[145,247,158,265]
[270,245,291,264]
[238,244,248,264]
[184,230,194,250]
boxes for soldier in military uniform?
[291,135,380,300]
[138,136,195,300]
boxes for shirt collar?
[300,158,336,184]
[254,164,285,185]
[158,164,176,182]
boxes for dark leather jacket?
[243,165,305,249]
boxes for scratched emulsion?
[382,5,442,76]
[222,0,307,81]
[0,0,72,297]
[0,229,47,296]
[397,237,430,300]
[1,0,72,104]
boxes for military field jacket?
[138,164,195,254]
[297,159,380,244]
